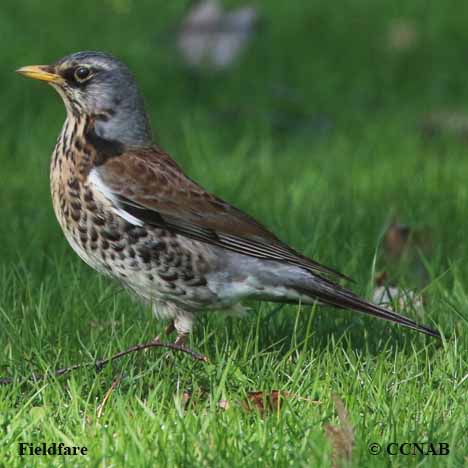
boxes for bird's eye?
[74,66,91,82]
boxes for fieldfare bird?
[17,51,439,353]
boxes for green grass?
[1,1,467,466]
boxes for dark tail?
[293,280,441,338]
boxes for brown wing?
[94,147,352,282]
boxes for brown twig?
[0,339,207,386]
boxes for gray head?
[17,51,152,146]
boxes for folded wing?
[92,147,352,282]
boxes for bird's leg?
[169,314,208,360]
[172,314,193,347]
[152,314,207,361]
[173,332,188,347]
[153,320,176,343]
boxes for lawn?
[0,0,467,466]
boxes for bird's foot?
[150,321,207,362]
[152,324,207,362]
[165,333,207,362]
[173,333,188,347]
[152,320,176,344]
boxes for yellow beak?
[16,65,62,83]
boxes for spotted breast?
[50,116,221,329]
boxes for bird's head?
[17,51,152,146]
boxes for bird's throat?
[52,114,126,181]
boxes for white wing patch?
[88,169,143,226]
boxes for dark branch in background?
[0,339,207,386]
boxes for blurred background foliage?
[2,0,468,298]
[4,0,468,136]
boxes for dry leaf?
[372,285,423,311]
[324,395,354,468]
[180,389,319,414]
[218,399,230,410]
[373,270,424,311]
[242,390,284,415]
[242,390,319,416]
[177,0,258,69]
